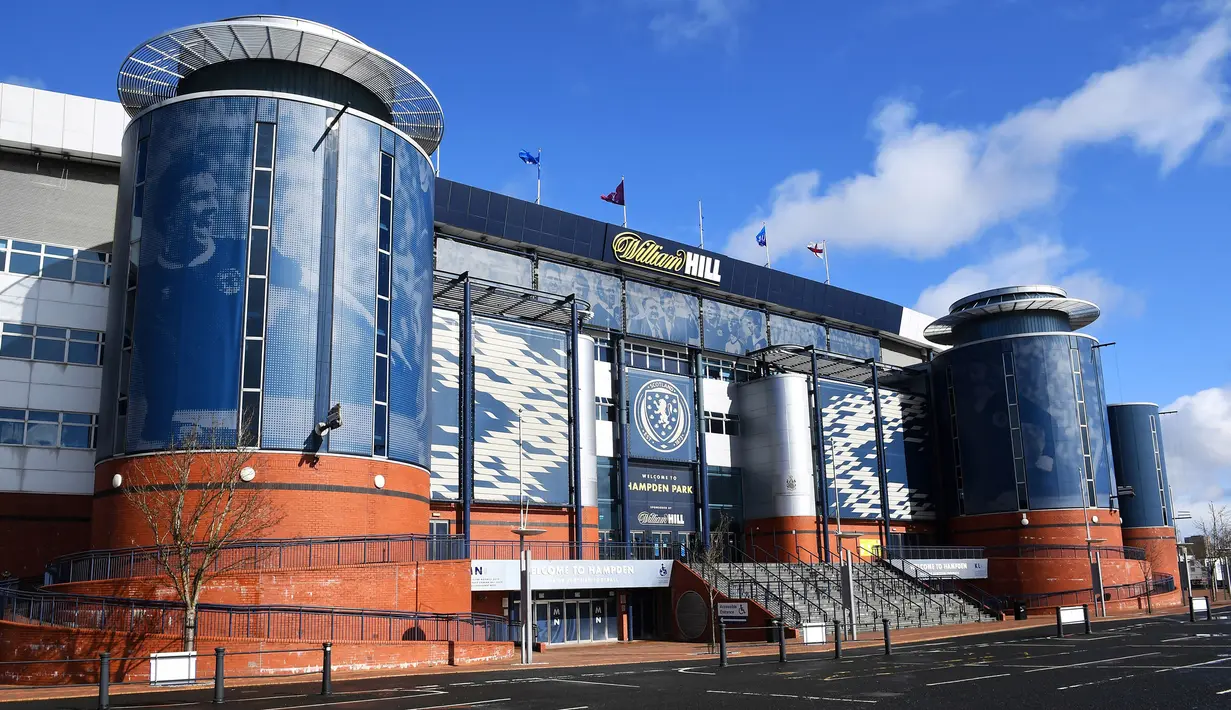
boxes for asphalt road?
[6,612,1230,709]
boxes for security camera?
[315,403,343,436]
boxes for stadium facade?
[0,16,1180,659]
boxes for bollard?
[1055,607,1064,638]
[833,619,843,659]
[320,643,332,696]
[1190,597,1197,623]
[213,648,225,704]
[718,622,728,668]
[776,620,787,663]
[97,652,110,710]
[882,618,891,656]
[1206,596,1214,621]
[1083,605,1092,635]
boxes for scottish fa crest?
[634,378,691,453]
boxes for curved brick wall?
[91,452,430,548]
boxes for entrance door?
[565,602,579,642]
[535,602,549,645]
[549,602,565,644]
[592,599,607,641]
[579,601,592,641]
[649,531,672,559]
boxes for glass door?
[579,601,592,641]
[565,602,579,642]
[592,599,607,641]
[535,602,549,645]
[549,601,565,644]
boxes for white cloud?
[646,0,749,47]
[1161,386,1231,526]
[724,16,1231,263]
[1,75,45,89]
[913,236,1134,318]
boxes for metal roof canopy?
[117,15,444,154]
[746,344,922,389]
[433,271,589,329]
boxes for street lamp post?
[512,408,545,664]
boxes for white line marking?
[1216,687,1231,695]
[267,691,447,710]
[548,678,640,688]
[677,666,717,676]
[396,700,510,710]
[555,707,590,710]
[925,673,1011,686]
[1023,652,1160,673]
[1057,674,1131,690]
[1155,656,1231,673]
[707,690,875,703]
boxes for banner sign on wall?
[888,558,988,580]
[470,559,674,591]
[626,369,696,462]
[626,462,696,531]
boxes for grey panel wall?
[0,152,118,250]
[736,374,817,520]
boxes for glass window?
[45,245,73,258]
[26,418,58,447]
[33,336,65,362]
[245,279,266,337]
[0,420,22,445]
[242,340,263,390]
[0,332,33,359]
[378,252,390,298]
[61,423,91,448]
[255,123,275,169]
[42,256,73,280]
[380,153,394,197]
[75,259,107,284]
[251,171,272,227]
[248,228,269,277]
[9,252,40,276]
[374,403,388,457]
[240,391,260,447]
[375,358,389,402]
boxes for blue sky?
[2,0,1229,523]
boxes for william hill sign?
[611,231,721,285]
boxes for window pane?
[374,403,387,455]
[33,338,65,362]
[248,228,269,276]
[135,140,148,183]
[243,340,263,390]
[0,409,24,421]
[26,422,58,446]
[12,241,41,253]
[0,421,22,445]
[132,184,145,216]
[375,358,388,403]
[255,123,275,169]
[42,256,72,280]
[245,278,266,337]
[251,170,272,227]
[378,252,390,298]
[37,327,66,339]
[3,324,32,335]
[380,153,394,196]
[63,413,93,425]
[75,260,107,284]
[61,424,91,449]
[0,335,33,359]
[240,391,261,446]
[376,299,389,344]
[9,252,41,276]
[28,411,58,422]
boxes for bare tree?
[1194,504,1231,600]
[1136,541,1173,613]
[700,513,733,654]
[123,422,284,651]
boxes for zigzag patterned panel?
[821,380,935,521]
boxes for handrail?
[760,543,914,625]
[849,548,950,619]
[876,545,986,560]
[983,544,1146,561]
[739,544,842,624]
[1013,573,1175,609]
[758,544,849,613]
[1,587,516,643]
[866,550,1001,621]
[46,533,470,584]
[682,546,803,627]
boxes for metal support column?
[460,274,474,554]
[695,349,710,545]
[810,349,830,560]
[569,297,583,557]
[868,359,891,553]
[615,335,632,556]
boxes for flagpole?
[823,239,830,284]
[763,221,771,268]
[435,146,441,177]
[622,175,627,228]
[698,199,704,249]
[536,148,542,205]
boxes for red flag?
[600,179,625,206]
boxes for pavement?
[2,606,1229,709]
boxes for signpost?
[717,601,748,623]
[1056,605,1092,637]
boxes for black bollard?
[833,619,842,659]
[1083,605,1092,635]
[718,622,728,668]
[882,618,891,656]
[321,643,333,696]
[1055,607,1064,638]
[213,647,225,704]
[97,652,110,710]
[776,620,787,663]
[1190,596,1197,623]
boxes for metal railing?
[983,544,1146,561]
[875,553,1006,620]
[876,545,986,560]
[468,539,680,561]
[772,544,920,627]
[723,544,839,625]
[1,588,517,643]
[1013,573,1175,610]
[46,534,469,584]
[681,547,803,628]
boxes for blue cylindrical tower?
[93,16,442,546]
[1107,403,1174,529]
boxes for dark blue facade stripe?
[434,178,904,335]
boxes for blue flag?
[519,149,540,166]
[755,225,767,247]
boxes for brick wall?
[948,508,1126,548]
[0,621,513,685]
[46,560,473,614]
[667,562,789,643]
[0,492,91,578]
[91,453,430,548]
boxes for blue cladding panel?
[328,115,380,455]
[820,380,933,520]
[388,141,434,467]
[769,314,826,349]
[472,317,570,504]
[941,340,1016,514]
[126,97,254,450]
[429,309,460,498]
[538,261,622,330]
[626,369,696,463]
[1080,339,1114,508]
[256,98,277,122]
[1012,337,1084,509]
[702,300,767,355]
[262,100,325,449]
[625,281,699,346]
[1109,404,1171,528]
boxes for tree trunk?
[184,605,197,652]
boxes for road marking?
[548,678,640,688]
[1023,652,1160,673]
[267,691,447,710]
[1217,687,1231,695]
[397,700,510,710]
[708,690,875,703]
[677,666,716,676]
[1155,656,1231,673]
[1058,674,1132,690]
[555,707,590,710]
[925,673,1011,686]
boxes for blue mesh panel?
[126,97,254,450]
[262,100,326,449]
[702,300,767,355]
[943,341,1017,514]
[380,127,396,154]
[388,141,434,467]
[428,309,460,498]
[1080,339,1114,508]
[327,115,380,455]
[1012,336,1084,509]
[256,98,278,123]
